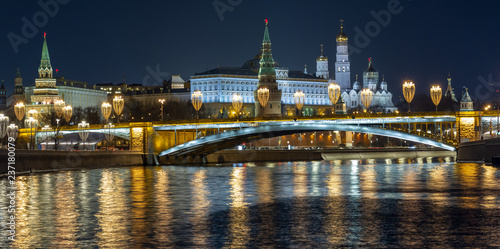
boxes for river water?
[1,157,500,248]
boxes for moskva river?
[2,157,500,248]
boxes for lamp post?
[158,99,165,121]
[360,88,373,112]
[78,121,89,150]
[63,105,72,123]
[104,123,115,149]
[430,85,442,112]
[257,87,269,109]
[232,94,243,120]
[0,114,9,148]
[14,102,25,127]
[328,82,341,113]
[54,99,65,118]
[113,96,124,123]
[25,117,38,150]
[294,91,305,117]
[101,102,112,123]
[7,124,19,141]
[403,81,415,112]
[41,125,53,150]
[27,109,38,120]
[191,90,203,119]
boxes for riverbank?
[457,137,500,164]
[160,148,457,165]
[0,150,145,175]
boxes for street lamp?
[104,123,115,149]
[63,105,73,123]
[257,87,269,108]
[27,109,38,120]
[41,125,53,150]
[191,90,203,119]
[328,82,341,113]
[14,102,25,126]
[430,85,442,112]
[294,91,305,117]
[158,99,165,121]
[113,96,124,123]
[232,94,243,119]
[0,114,9,147]
[101,102,112,123]
[6,124,19,141]
[360,88,373,112]
[54,99,65,118]
[25,117,38,150]
[78,121,89,150]
[403,81,415,112]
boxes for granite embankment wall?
[457,138,500,164]
[0,150,144,175]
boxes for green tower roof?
[39,33,52,72]
[258,19,276,76]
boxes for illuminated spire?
[259,19,276,77]
[336,19,348,42]
[317,44,327,61]
[38,33,53,78]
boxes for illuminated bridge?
[28,112,492,158]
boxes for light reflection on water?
[1,158,500,248]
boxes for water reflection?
[190,169,210,247]
[226,167,250,248]
[95,169,130,247]
[255,167,275,246]
[291,164,309,246]
[53,172,79,248]
[324,167,346,246]
[154,168,173,247]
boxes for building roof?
[39,33,52,72]
[168,75,185,84]
[461,88,472,102]
[195,66,258,77]
[365,58,376,72]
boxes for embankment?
[0,150,145,175]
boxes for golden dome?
[336,19,348,42]
[336,31,348,42]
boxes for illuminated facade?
[341,59,397,113]
[190,21,330,116]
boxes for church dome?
[353,81,360,91]
[336,31,348,42]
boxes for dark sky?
[2,0,500,100]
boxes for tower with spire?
[445,73,457,102]
[254,19,282,117]
[363,57,379,91]
[460,87,474,111]
[335,20,351,90]
[31,33,61,105]
[14,67,25,103]
[316,44,329,79]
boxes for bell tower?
[335,20,351,90]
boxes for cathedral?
[331,21,397,113]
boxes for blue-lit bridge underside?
[159,123,456,158]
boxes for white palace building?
[190,20,397,116]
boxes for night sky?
[2,0,500,101]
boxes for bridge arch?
[159,123,456,157]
